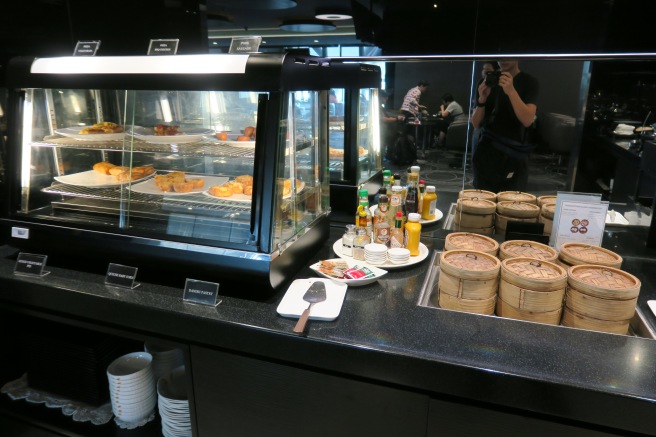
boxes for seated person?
[436,93,465,147]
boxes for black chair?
[445,120,472,169]
[541,112,576,174]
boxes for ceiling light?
[315,13,352,21]
[279,20,336,32]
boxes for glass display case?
[326,65,383,222]
[1,53,369,294]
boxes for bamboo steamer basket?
[497,191,537,205]
[537,195,557,207]
[541,203,556,220]
[496,201,540,219]
[567,265,640,300]
[496,297,563,325]
[459,189,497,202]
[499,280,565,313]
[453,225,495,236]
[559,243,623,269]
[495,213,538,233]
[454,211,495,228]
[565,286,637,321]
[440,250,501,281]
[539,214,553,235]
[561,307,630,335]
[444,232,499,256]
[456,198,497,215]
[438,270,499,300]
[438,291,497,315]
[501,257,567,290]
[498,240,558,262]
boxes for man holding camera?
[471,60,539,192]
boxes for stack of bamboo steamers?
[456,191,558,236]
[439,234,641,335]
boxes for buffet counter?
[1,222,656,436]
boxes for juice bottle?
[404,213,422,256]
[389,211,405,249]
[421,186,437,220]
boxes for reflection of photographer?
[471,60,539,192]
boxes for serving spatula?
[293,281,327,334]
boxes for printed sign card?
[148,39,179,55]
[551,194,608,250]
[229,36,262,54]
[14,253,50,277]
[183,279,221,306]
[105,263,140,289]
[73,41,101,56]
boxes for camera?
[485,71,502,87]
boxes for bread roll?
[93,162,116,174]
[209,185,232,197]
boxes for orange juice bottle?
[404,213,422,256]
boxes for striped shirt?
[401,86,422,116]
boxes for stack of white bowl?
[387,248,410,264]
[364,243,388,265]
[158,365,192,437]
[145,342,185,382]
[107,352,157,426]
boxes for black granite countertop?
[1,224,656,435]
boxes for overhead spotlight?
[279,20,336,32]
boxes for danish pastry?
[243,126,255,137]
[108,166,129,176]
[235,174,253,185]
[93,161,116,174]
[244,185,253,197]
[154,124,181,136]
[225,181,244,194]
[81,122,124,134]
[209,185,232,197]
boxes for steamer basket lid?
[502,257,566,281]
[497,191,537,203]
[441,250,500,272]
[497,201,540,213]
[446,232,499,253]
[538,195,557,205]
[559,243,622,267]
[500,240,557,260]
[459,189,497,201]
[568,265,640,295]
[457,198,497,214]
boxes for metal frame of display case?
[1,52,378,295]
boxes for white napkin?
[614,123,635,134]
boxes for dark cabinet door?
[191,346,428,437]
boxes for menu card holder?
[183,279,221,306]
[14,253,50,277]
[105,263,140,289]
[148,39,179,55]
[550,192,608,249]
[229,36,262,54]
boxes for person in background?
[471,61,500,153]
[471,59,539,192]
[400,80,430,120]
[379,90,404,160]
[435,93,465,147]
[329,89,339,104]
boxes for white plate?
[613,130,635,137]
[54,170,155,188]
[203,180,305,202]
[276,278,347,321]
[223,140,255,148]
[370,204,443,225]
[56,126,126,142]
[333,238,430,270]
[129,126,215,144]
[309,258,387,286]
[128,175,228,196]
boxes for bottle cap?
[396,211,403,217]
[392,185,403,192]
[426,186,436,192]
[408,213,421,222]
[359,189,368,197]
[420,179,425,184]
[383,169,391,176]
[379,194,388,203]
[346,224,356,231]
[411,165,420,173]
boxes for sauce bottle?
[389,211,405,249]
[374,194,391,246]
[404,213,422,256]
[421,186,437,221]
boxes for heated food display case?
[1,53,377,294]
[327,76,383,221]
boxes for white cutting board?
[277,278,347,321]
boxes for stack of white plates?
[387,248,411,264]
[158,365,192,437]
[364,243,388,265]
[107,352,156,426]
[144,342,185,382]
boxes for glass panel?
[357,87,382,184]
[328,88,346,180]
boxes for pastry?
[237,135,252,141]
[216,131,228,141]
[235,174,253,185]
[173,182,193,193]
[244,185,253,197]
[189,178,205,189]
[243,126,255,137]
[109,166,129,176]
[93,161,116,174]
[154,124,182,136]
[225,181,244,194]
[209,185,232,197]
[81,122,124,134]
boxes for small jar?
[353,227,370,261]
[342,224,356,257]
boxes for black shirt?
[478,72,539,143]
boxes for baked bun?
[235,174,253,185]
[209,185,232,197]
[93,162,116,174]
[189,178,205,189]
[173,182,193,193]
[243,126,255,137]
[81,122,123,134]
[225,181,244,194]
[244,185,253,198]
[109,166,129,176]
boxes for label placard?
[183,279,221,306]
[14,253,49,277]
[229,36,262,54]
[148,39,179,55]
[105,263,140,289]
[73,40,101,56]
